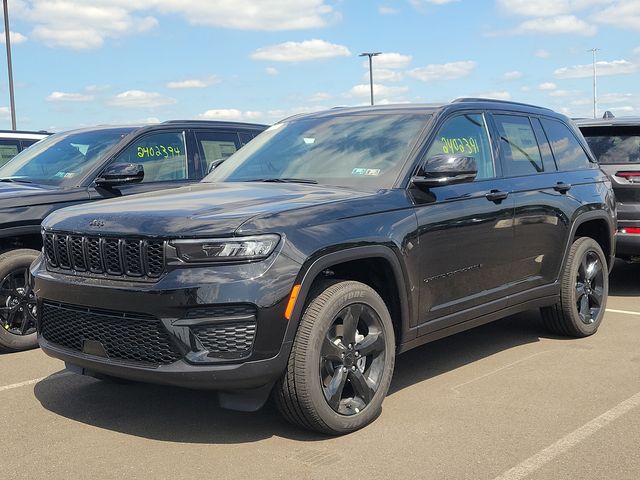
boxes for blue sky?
[0,0,638,131]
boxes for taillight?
[620,227,640,234]
[615,172,640,182]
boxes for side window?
[110,131,187,183]
[494,115,543,176]
[20,139,39,150]
[195,131,240,173]
[540,118,592,171]
[424,113,495,180]
[0,140,20,168]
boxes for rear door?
[491,113,571,295]
[192,130,241,177]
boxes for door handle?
[485,190,509,202]
[553,182,572,193]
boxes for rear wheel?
[0,249,40,352]
[276,280,395,435]
[541,237,608,337]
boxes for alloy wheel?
[0,267,37,336]
[575,250,604,325]
[319,303,386,416]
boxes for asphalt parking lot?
[2,261,639,480]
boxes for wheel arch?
[285,245,413,348]
[0,226,42,255]
[563,211,615,273]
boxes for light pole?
[588,47,600,119]
[2,0,16,130]
[359,52,381,106]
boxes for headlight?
[171,235,280,263]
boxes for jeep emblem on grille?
[89,219,105,228]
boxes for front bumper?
[32,251,301,392]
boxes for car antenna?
[602,111,615,119]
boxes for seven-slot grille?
[43,232,165,279]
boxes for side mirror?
[207,158,226,174]
[411,154,477,188]
[95,163,144,187]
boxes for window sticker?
[136,145,182,158]
[440,137,480,155]
[352,168,381,176]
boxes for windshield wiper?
[252,178,318,184]
[0,178,33,184]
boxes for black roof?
[574,117,640,127]
[161,120,268,129]
[282,98,559,122]
[48,120,269,136]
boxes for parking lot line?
[606,308,640,316]
[492,390,640,480]
[0,371,71,393]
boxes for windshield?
[206,113,429,189]
[0,128,135,186]
[581,126,640,164]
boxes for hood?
[42,182,375,237]
[0,182,61,207]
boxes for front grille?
[192,322,257,357]
[40,302,181,366]
[184,304,257,319]
[42,232,165,280]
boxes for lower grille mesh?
[40,302,181,366]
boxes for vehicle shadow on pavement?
[33,310,564,443]
[609,260,640,297]
[389,309,563,395]
[33,374,324,443]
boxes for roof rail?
[161,119,266,125]
[452,97,553,111]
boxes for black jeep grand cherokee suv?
[32,99,616,435]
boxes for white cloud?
[307,92,332,102]
[371,52,412,69]
[539,82,557,90]
[265,67,279,76]
[535,49,551,58]
[408,60,477,81]
[513,15,596,36]
[502,70,523,80]
[595,1,640,31]
[251,39,350,62]
[198,109,263,121]
[474,91,512,101]
[378,6,399,14]
[554,59,638,78]
[166,76,220,89]
[634,46,640,56]
[110,90,176,108]
[46,91,94,102]
[14,1,336,50]
[347,83,409,98]
[497,0,612,17]
[0,31,28,44]
[369,68,404,82]
[549,89,577,97]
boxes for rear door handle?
[485,190,509,202]
[553,182,572,193]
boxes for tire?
[0,248,40,353]
[275,280,395,435]
[541,237,608,337]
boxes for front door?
[413,112,516,334]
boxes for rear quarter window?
[540,118,592,171]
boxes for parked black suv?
[576,117,640,261]
[0,120,265,352]
[33,100,615,434]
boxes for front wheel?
[541,237,608,337]
[276,280,395,435]
[0,249,40,353]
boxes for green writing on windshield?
[441,137,479,155]
[137,145,182,158]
